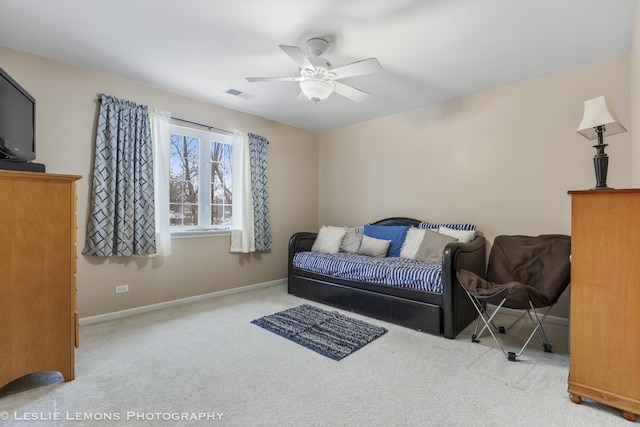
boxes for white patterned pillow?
[340,226,363,253]
[311,226,346,254]
[399,227,425,259]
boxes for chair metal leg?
[470,298,506,340]
[512,303,554,358]
[463,291,514,359]
[463,289,556,361]
[471,300,500,342]
[525,302,554,352]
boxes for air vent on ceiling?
[225,88,255,100]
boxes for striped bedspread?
[292,251,444,293]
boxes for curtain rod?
[172,117,269,144]
[97,95,266,143]
[171,117,234,135]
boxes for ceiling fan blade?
[279,45,315,70]
[246,76,301,82]
[332,58,383,80]
[333,81,370,103]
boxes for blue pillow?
[362,225,409,257]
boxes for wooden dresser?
[0,170,81,389]
[567,189,640,422]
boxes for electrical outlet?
[115,285,129,294]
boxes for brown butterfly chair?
[457,234,571,361]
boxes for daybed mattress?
[292,251,443,293]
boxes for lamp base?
[592,150,609,190]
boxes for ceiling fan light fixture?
[246,38,381,104]
[299,78,334,103]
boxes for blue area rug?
[251,304,388,361]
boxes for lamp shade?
[300,78,334,103]
[576,96,627,140]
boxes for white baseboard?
[486,304,569,327]
[79,281,569,328]
[79,279,287,326]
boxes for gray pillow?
[415,229,458,264]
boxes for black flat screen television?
[0,66,44,172]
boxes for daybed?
[288,217,486,339]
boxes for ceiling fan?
[246,37,383,104]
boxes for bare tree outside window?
[170,134,199,226]
[211,141,233,226]
[169,126,233,231]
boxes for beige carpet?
[0,284,633,426]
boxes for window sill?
[171,229,231,239]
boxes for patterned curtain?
[248,133,271,251]
[83,95,156,256]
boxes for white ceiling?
[0,0,637,131]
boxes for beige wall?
[632,3,640,187]
[0,47,319,318]
[2,42,634,321]
[317,57,631,318]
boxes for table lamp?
[576,96,627,189]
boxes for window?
[169,124,234,233]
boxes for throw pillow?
[311,226,346,254]
[438,226,476,243]
[363,225,409,257]
[399,227,426,259]
[340,226,363,253]
[358,235,391,258]
[415,229,458,264]
[420,222,476,231]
